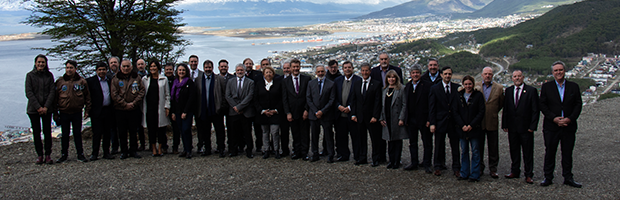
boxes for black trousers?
[434,130,461,171]
[91,107,112,157]
[290,118,310,156]
[137,111,146,147]
[335,116,360,160]
[480,129,500,173]
[227,115,253,154]
[196,114,227,152]
[508,131,534,178]
[115,109,140,154]
[543,128,576,181]
[28,113,52,156]
[388,140,403,166]
[280,119,291,154]
[109,109,119,152]
[358,121,384,162]
[169,114,180,151]
[60,112,84,156]
[311,119,334,157]
[407,122,432,168]
[252,117,263,151]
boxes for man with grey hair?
[403,64,433,172]
[225,63,256,158]
[107,56,120,155]
[107,56,120,79]
[477,66,504,178]
[371,53,403,87]
[306,65,336,163]
[421,58,442,85]
[539,61,582,188]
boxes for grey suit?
[306,78,336,159]
[225,76,255,155]
[379,87,408,167]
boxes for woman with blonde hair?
[379,70,408,169]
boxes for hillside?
[355,0,479,19]
[439,0,620,73]
[179,0,386,17]
[454,0,579,18]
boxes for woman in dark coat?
[254,66,283,159]
[170,63,196,159]
[452,75,485,182]
[379,70,408,169]
[25,54,56,164]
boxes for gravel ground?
[2,98,620,199]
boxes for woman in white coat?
[142,59,170,156]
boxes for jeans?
[460,137,481,180]
[60,112,84,156]
[28,113,52,156]
[177,113,194,154]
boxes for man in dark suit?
[502,70,539,184]
[351,63,383,166]
[244,58,264,153]
[371,53,403,88]
[420,58,442,85]
[282,58,311,160]
[86,61,115,160]
[478,67,505,178]
[428,66,461,177]
[107,57,120,154]
[225,64,256,158]
[333,61,361,162]
[325,59,342,81]
[278,59,292,156]
[195,60,228,157]
[403,64,432,172]
[306,65,337,163]
[163,63,176,153]
[539,61,583,188]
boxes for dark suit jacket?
[350,78,382,124]
[255,78,283,125]
[86,75,111,118]
[334,75,361,118]
[282,74,311,120]
[370,65,403,87]
[246,70,263,82]
[195,73,227,116]
[404,80,431,127]
[452,90,485,139]
[420,71,442,85]
[428,82,460,133]
[170,79,196,115]
[225,77,255,118]
[306,78,336,121]
[539,80,582,133]
[502,84,540,133]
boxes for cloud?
[179,0,408,5]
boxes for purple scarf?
[171,77,189,101]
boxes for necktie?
[295,77,299,94]
[515,86,521,106]
[206,76,210,103]
[192,71,195,79]
[445,85,450,95]
[362,81,368,96]
[318,79,323,95]
[237,78,242,97]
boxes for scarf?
[171,77,189,101]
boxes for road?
[578,58,604,78]
[602,77,620,94]
[488,60,505,77]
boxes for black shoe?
[178,152,187,157]
[77,154,89,163]
[310,156,319,162]
[219,151,226,158]
[302,156,310,161]
[137,146,145,151]
[275,152,281,159]
[563,179,582,188]
[355,159,368,165]
[246,152,254,159]
[229,152,238,157]
[457,177,469,181]
[281,150,290,157]
[186,152,192,159]
[263,152,270,159]
[387,162,394,169]
[131,152,142,159]
[319,151,326,157]
[540,179,553,187]
[89,155,99,161]
[102,154,115,159]
[56,155,68,163]
[201,151,211,157]
[371,161,379,167]
[119,153,129,159]
[110,149,119,155]
[336,156,349,162]
[392,163,400,169]
[291,154,302,160]
[425,167,433,174]
[327,156,334,163]
[404,163,418,171]
[468,178,480,182]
